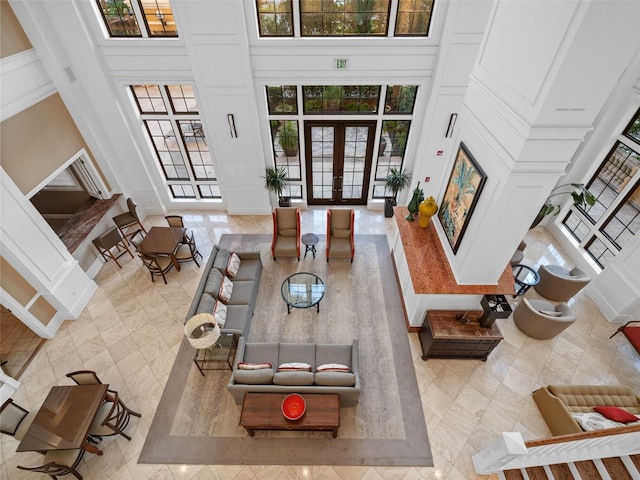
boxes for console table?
[418,310,503,361]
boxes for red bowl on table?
[281,393,306,420]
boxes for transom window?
[562,108,640,269]
[256,0,434,37]
[130,85,219,200]
[96,0,178,37]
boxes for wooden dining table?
[17,384,108,455]
[138,226,185,270]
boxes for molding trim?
[0,49,56,122]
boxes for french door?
[304,121,375,205]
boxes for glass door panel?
[305,121,374,205]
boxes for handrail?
[525,423,640,447]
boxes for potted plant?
[530,183,596,228]
[279,121,298,157]
[263,166,291,207]
[383,167,412,218]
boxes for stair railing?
[473,424,640,474]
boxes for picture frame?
[437,142,487,254]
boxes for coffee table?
[281,272,325,314]
[239,393,340,438]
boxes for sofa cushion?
[243,342,279,368]
[593,406,639,423]
[196,293,217,315]
[279,228,298,237]
[316,344,352,368]
[225,280,257,306]
[213,248,231,274]
[234,369,275,385]
[203,269,224,299]
[273,371,314,386]
[278,343,316,366]
[233,257,261,282]
[315,371,356,387]
[548,384,640,414]
[332,228,351,239]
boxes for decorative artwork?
[438,142,487,254]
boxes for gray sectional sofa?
[227,337,361,406]
[185,245,263,339]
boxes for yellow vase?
[418,196,438,227]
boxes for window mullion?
[130,1,149,37]
[292,0,301,38]
[388,0,398,37]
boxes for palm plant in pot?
[383,167,412,218]
[263,166,291,207]
[530,183,596,228]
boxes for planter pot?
[279,196,291,207]
[384,197,396,218]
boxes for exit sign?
[335,58,349,69]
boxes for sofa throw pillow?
[278,362,312,371]
[539,310,562,317]
[238,362,272,370]
[226,252,241,278]
[212,300,227,328]
[317,363,350,372]
[332,228,351,239]
[571,412,625,431]
[593,406,639,423]
[218,276,233,304]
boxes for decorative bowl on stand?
[281,393,306,420]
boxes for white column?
[443,0,640,284]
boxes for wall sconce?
[227,114,238,138]
[445,113,457,138]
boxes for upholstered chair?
[510,240,527,266]
[514,298,577,339]
[326,209,355,262]
[0,399,36,441]
[534,264,591,302]
[271,207,301,261]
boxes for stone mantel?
[394,206,514,295]
[392,206,515,328]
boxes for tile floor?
[1,207,638,480]
[0,306,44,380]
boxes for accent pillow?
[316,363,350,372]
[539,310,562,317]
[237,362,272,370]
[332,228,351,239]
[593,406,639,423]
[571,412,624,431]
[218,276,233,304]
[226,252,241,278]
[279,228,298,237]
[212,300,227,328]
[278,362,312,371]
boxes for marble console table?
[391,206,514,328]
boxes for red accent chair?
[610,321,640,355]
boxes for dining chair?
[129,229,144,251]
[88,391,139,441]
[174,231,202,267]
[91,227,133,269]
[17,448,85,480]
[66,370,141,419]
[112,197,147,244]
[139,253,175,284]
[0,399,37,441]
[165,215,184,228]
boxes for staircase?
[473,426,640,479]
[500,454,640,479]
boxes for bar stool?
[92,227,133,268]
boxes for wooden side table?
[418,310,503,361]
[240,393,340,437]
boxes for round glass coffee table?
[281,272,325,314]
[512,264,540,296]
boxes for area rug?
[139,234,432,466]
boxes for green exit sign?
[335,58,349,69]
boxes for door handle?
[332,176,337,191]
[338,176,343,192]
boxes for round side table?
[301,233,319,259]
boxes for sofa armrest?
[351,339,359,374]
[231,336,247,370]
[532,386,582,436]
